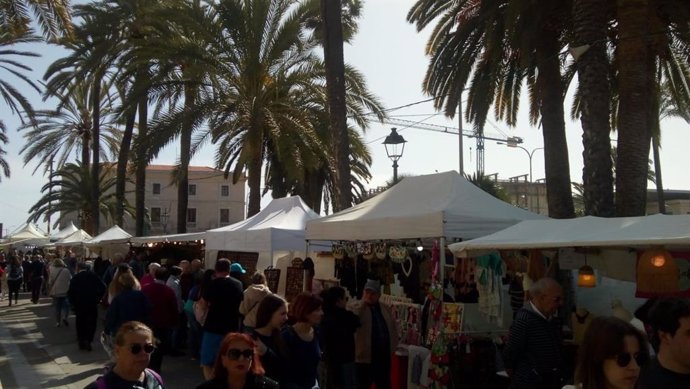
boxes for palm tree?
[26,163,133,234]
[264,62,386,212]
[408,0,576,218]
[317,0,356,211]
[1,30,41,131]
[0,122,10,181]
[0,0,72,39]
[18,80,121,175]
[613,1,690,216]
[188,0,326,218]
[571,0,616,216]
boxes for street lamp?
[383,128,407,183]
[496,142,544,182]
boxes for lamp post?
[496,142,544,182]
[383,128,407,184]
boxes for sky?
[1,0,689,236]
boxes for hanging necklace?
[402,257,413,277]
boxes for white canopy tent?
[207,196,321,253]
[305,171,546,241]
[86,225,132,246]
[206,196,326,295]
[50,222,78,242]
[130,232,205,245]
[55,229,93,246]
[2,223,49,248]
[448,214,690,256]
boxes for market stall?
[306,171,545,389]
[1,223,50,251]
[54,229,93,257]
[84,225,132,258]
[205,196,329,295]
[49,222,78,242]
[129,232,206,264]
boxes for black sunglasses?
[129,343,156,355]
[227,348,253,360]
[615,352,645,368]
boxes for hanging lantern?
[637,249,679,295]
[577,265,596,287]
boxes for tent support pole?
[439,236,446,284]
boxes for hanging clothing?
[407,345,431,389]
[475,253,504,327]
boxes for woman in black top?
[251,294,288,383]
[195,332,278,389]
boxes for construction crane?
[380,117,523,175]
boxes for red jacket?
[142,281,178,329]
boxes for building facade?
[498,176,549,216]
[61,165,246,236]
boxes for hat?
[230,262,247,274]
[363,279,381,294]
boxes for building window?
[153,183,161,195]
[188,184,197,196]
[220,208,230,224]
[151,207,161,223]
[187,208,197,223]
[221,185,229,197]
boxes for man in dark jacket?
[67,262,106,350]
[503,277,564,389]
[321,286,360,389]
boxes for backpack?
[95,368,164,389]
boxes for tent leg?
[439,237,446,284]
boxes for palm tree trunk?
[535,28,575,219]
[91,76,102,235]
[176,88,195,233]
[321,0,351,212]
[652,134,665,214]
[116,107,136,226]
[572,0,615,216]
[81,130,90,168]
[135,97,148,236]
[615,0,653,216]
[246,147,263,218]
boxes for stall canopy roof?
[305,171,546,241]
[50,222,78,241]
[6,223,47,241]
[85,225,132,246]
[130,232,205,244]
[449,214,690,256]
[206,196,321,252]
[55,229,93,246]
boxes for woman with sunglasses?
[563,316,649,389]
[195,332,278,389]
[86,321,166,389]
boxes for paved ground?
[0,290,205,389]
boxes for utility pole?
[458,96,464,176]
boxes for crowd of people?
[2,248,690,389]
[504,277,690,389]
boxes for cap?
[363,279,381,294]
[230,262,247,274]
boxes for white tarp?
[206,196,321,253]
[55,229,93,246]
[305,171,546,241]
[50,222,78,241]
[448,214,690,257]
[130,232,205,245]
[85,225,132,246]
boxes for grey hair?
[148,262,161,271]
[529,277,560,297]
